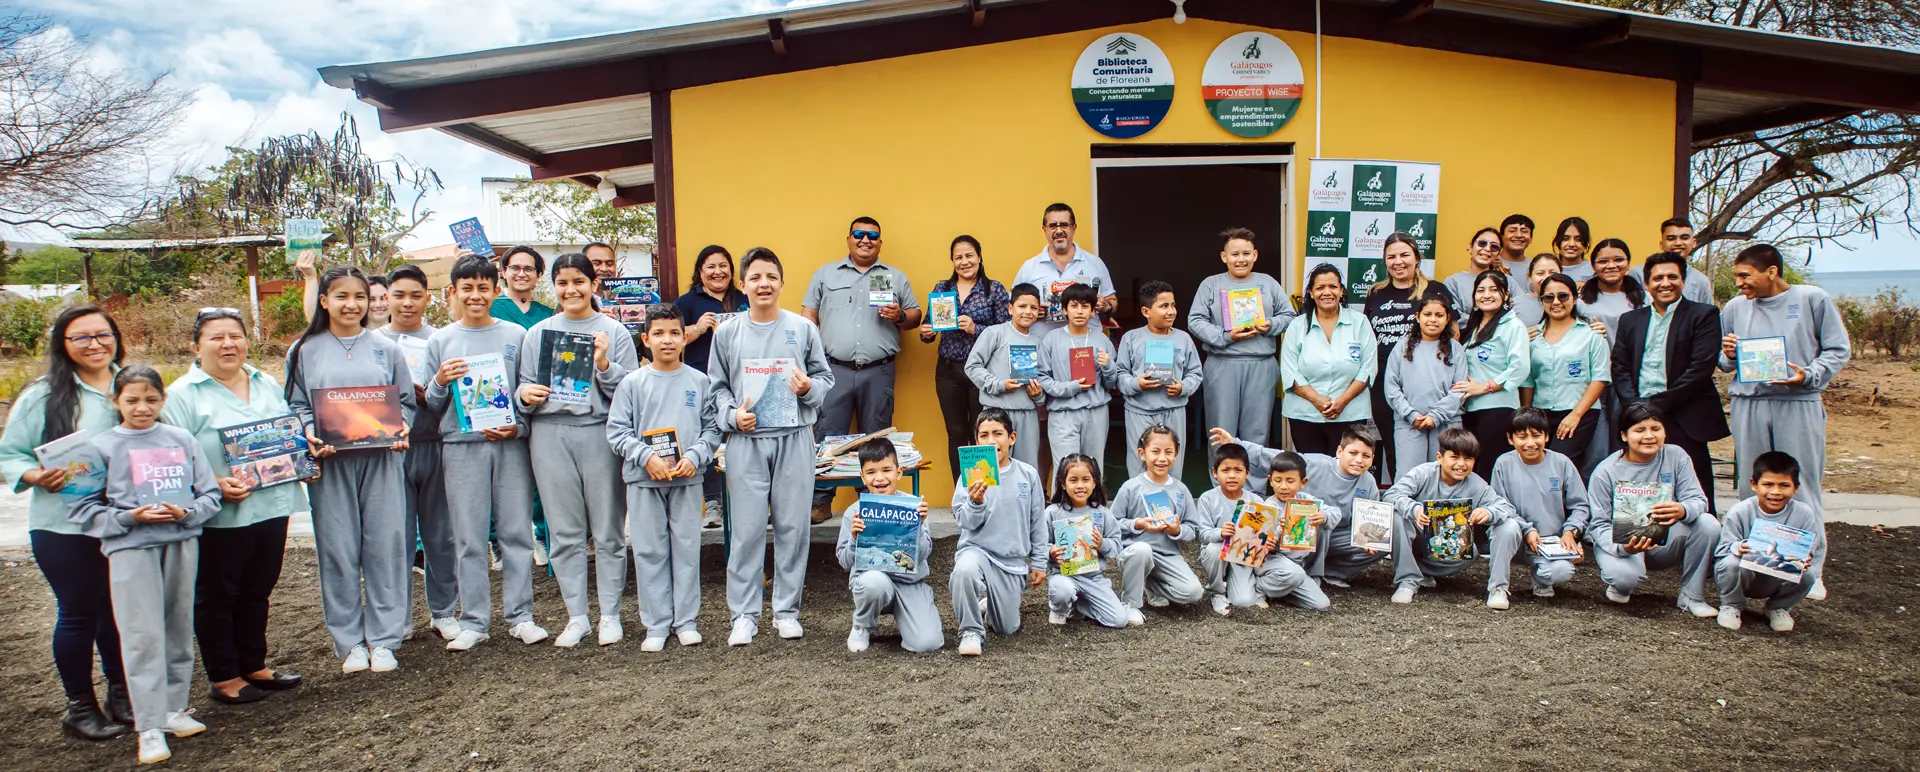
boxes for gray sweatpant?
[726,430,816,626]
[1198,548,1330,610]
[443,440,535,634]
[1003,407,1041,470]
[1203,356,1279,447]
[311,451,409,656]
[1594,515,1721,606]
[629,483,702,637]
[951,547,1027,637]
[1118,543,1205,608]
[1320,523,1389,583]
[403,441,457,621]
[1714,554,1816,611]
[851,572,943,652]
[1045,573,1128,627]
[1394,518,1522,592]
[1520,550,1577,591]
[1047,406,1109,471]
[1392,420,1457,482]
[108,539,196,732]
[1123,407,1188,478]
[1731,398,1825,507]
[531,421,628,621]
[813,360,896,508]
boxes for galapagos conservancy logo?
[1202,31,1303,138]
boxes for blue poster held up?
[450,217,495,258]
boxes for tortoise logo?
[1242,37,1263,60]
[1320,216,1339,235]
[1366,171,1384,190]
[1408,220,1426,238]
[1412,173,1427,191]
[1322,171,1339,188]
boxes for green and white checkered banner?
[1303,158,1441,307]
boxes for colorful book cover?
[854,493,922,575]
[1046,277,1102,322]
[867,273,896,308]
[1142,489,1178,529]
[1222,499,1280,567]
[1068,346,1096,384]
[32,430,106,504]
[1280,499,1319,552]
[1535,538,1579,562]
[448,217,494,258]
[546,331,596,406]
[928,291,960,331]
[1742,519,1815,583]
[216,415,318,491]
[1054,514,1101,576]
[957,444,1000,488]
[643,428,680,465]
[1424,498,1476,561]
[284,218,325,266]
[1010,343,1041,383]
[603,277,661,304]
[453,352,516,433]
[1349,498,1394,551]
[1222,286,1266,329]
[128,446,192,507]
[394,335,431,386]
[1735,336,1790,383]
[312,386,405,449]
[1142,339,1177,382]
[1611,481,1673,546]
[740,358,801,429]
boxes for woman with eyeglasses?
[0,305,132,740]
[674,245,750,529]
[1551,217,1595,283]
[1363,233,1456,478]
[918,235,1011,482]
[1521,274,1611,469]
[1282,264,1378,456]
[1455,271,1533,480]
[1443,228,1504,320]
[491,246,555,330]
[158,308,305,705]
[1577,239,1645,344]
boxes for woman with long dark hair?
[674,245,751,528]
[1551,216,1594,282]
[1521,274,1610,469]
[0,305,131,739]
[917,235,1010,480]
[1281,264,1378,456]
[1455,271,1532,479]
[1443,227,1504,319]
[1577,239,1645,342]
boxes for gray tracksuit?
[1043,503,1127,627]
[963,322,1044,468]
[1115,328,1204,478]
[837,498,942,652]
[380,324,456,625]
[1586,446,1719,606]
[69,424,220,732]
[608,364,721,638]
[1384,462,1522,592]
[1190,487,1330,611]
[1489,450,1589,590]
[423,320,535,634]
[1112,474,1205,608]
[518,312,640,622]
[1236,442,1383,582]
[1189,272,1293,447]
[1037,326,1118,470]
[709,310,835,626]
[1714,497,1825,611]
[949,456,1048,638]
[287,331,416,657]
[1384,337,1469,475]
[1718,285,1851,507]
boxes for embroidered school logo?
[372,349,387,366]
[1787,303,1801,320]
[1017,481,1031,502]
[504,343,518,361]
[1660,472,1674,484]
[784,329,797,345]
[1567,360,1583,378]
[1477,346,1492,362]
[1347,344,1362,361]
[1106,36,1138,55]
[684,390,697,408]
[1549,476,1562,493]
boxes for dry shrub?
[1837,287,1920,359]
[115,282,258,358]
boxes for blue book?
[1010,343,1040,383]
[1142,489,1178,528]
[1142,339,1177,382]
[449,217,495,258]
[854,493,922,575]
[1735,336,1789,383]
[1742,519,1814,583]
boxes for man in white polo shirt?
[1014,203,1118,340]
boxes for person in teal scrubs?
[490,246,555,329]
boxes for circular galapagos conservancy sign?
[1070,33,1175,139]
[1202,31,1305,138]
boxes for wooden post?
[81,251,95,300]
[1674,77,1695,219]
[650,81,679,302]
[244,244,263,340]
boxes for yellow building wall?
[672,17,1675,504]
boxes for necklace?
[336,331,362,360]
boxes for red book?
[313,386,405,450]
[1069,346,1096,384]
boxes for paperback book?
[1222,499,1280,568]
[1009,344,1041,383]
[544,331,596,406]
[1220,287,1266,330]
[312,386,405,449]
[1735,336,1790,383]
[957,444,1000,488]
[449,217,495,258]
[643,428,680,465]
[1741,519,1815,583]
[129,446,192,508]
[1349,498,1395,551]
[394,335,431,386]
[1142,339,1177,382]
[1046,277,1102,323]
[867,273,896,308]
[853,493,922,576]
[453,352,516,433]
[1611,481,1674,546]
[1054,514,1101,576]
[603,276,662,305]
[928,291,959,331]
[216,415,318,491]
[1068,346,1096,385]
[32,430,106,504]
[740,358,802,428]
[1535,538,1579,562]
[1142,489,1179,529]
[1279,498,1319,552]
[1424,498,1476,561]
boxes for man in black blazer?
[1610,251,1731,514]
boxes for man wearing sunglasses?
[802,216,923,522]
[1014,203,1117,340]
[1609,251,1729,514]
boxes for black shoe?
[243,671,303,691]
[104,682,134,727]
[61,696,128,741]
[210,683,271,705]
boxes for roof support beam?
[1383,0,1435,25]
[1572,16,1632,51]
[438,124,547,166]
[528,139,655,181]
[352,77,399,110]
[1674,77,1693,219]
[649,82,679,299]
[970,0,987,28]
[1694,102,1861,143]
[373,59,652,132]
[768,18,788,56]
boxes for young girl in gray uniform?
[949,408,1049,657]
[1043,454,1127,628]
[517,253,641,648]
[286,267,416,676]
[69,366,222,765]
[1113,424,1205,622]
[1384,295,1468,476]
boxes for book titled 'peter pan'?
[129,446,192,507]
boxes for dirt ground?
[0,526,1914,771]
[1818,359,1920,498]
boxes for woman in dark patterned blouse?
[918,235,1010,480]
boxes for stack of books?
[815,428,922,476]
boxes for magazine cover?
[1010,344,1041,383]
[216,415,318,491]
[1741,519,1815,583]
[313,385,405,449]
[394,335,431,386]
[1279,499,1319,552]
[1611,481,1674,546]
[1424,498,1476,561]
[1046,277,1102,322]
[1222,499,1280,567]
[868,273,895,308]
[603,277,661,304]
[957,444,1000,488]
[740,358,801,428]
[448,217,495,258]
[1142,339,1177,382]
[1142,489,1178,529]
[546,331,596,406]
[32,430,106,504]
[1535,539,1578,562]
[1054,514,1101,576]
[1069,346,1096,384]
[1221,287,1266,330]
[129,446,192,507]
[1349,498,1394,551]
[853,493,922,575]
[453,352,516,433]
[928,291,959,331]
[1735,336,1790,383]
[643,428,680,465]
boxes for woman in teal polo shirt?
[1280,264,1378,456]
[1457,271,1533,479]
[1522,273,1610,469]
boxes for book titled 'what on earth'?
[313,386,405,450]
[217,415,318,491]
[854,493,922,576]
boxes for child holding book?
[1253,452,1335,611]
[1116,280,1204,478]
[949,408,1048,657]
[1188,228,1293,447]
[1209,425,1383,587]
[1113,424,1205,622]
[375,264,459,643]
[1382,427,1522,609]
[1586,401,1719,619]
[422,255,544,651]
[1488,408,1589,598]
[1714,451,1824,633]
[608,305,722,651]
[1043,453,1127,628]
[837,439,941,652]
[963,283,1046,468]
[1384,295,1469,475]
[1037,283,1117,470]
[69,366,221,765]
[1188,443,1266,615]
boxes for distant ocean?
[1811,270,1920,299]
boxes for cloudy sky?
[20,0,1916,272]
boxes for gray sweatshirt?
[1112,473,1196,556]
[68,424,222,555]
[1384,337,1470,425]
[1187,272,1293,357]
[516,312,641,424]
[1585,445,1709,556]
[1383,461,1516,526]
[286,330,419,444]
[606,364,721,487]
[1188,487,1263,547]
[422,319,530,442]
[1045,503,1121,574]
[1714,497,1826,568]
[380,324,443,444]
[948,456,1048,574]
[1235,442,1378,515]
[964,322,1045,411]
[708,310,835,438]
[837,496,934,585]
[1114,327,1204,412]
[1036,326,1118,410]
[1489,449,1590,538]
[1717,284,1851,401]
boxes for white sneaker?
[1717,606,1743,631]
[1391,585,1417,604]
[774,617,804,640]
[641,636,667,653]
[598,616,624,646]
[445,630,488,651]
[431,616,460,641]
[678,630,704,647]
[489,543,502,571]
[1807,577,1827,601]
[1210,593,1231,616]
[1125,608,1145,627]
[531,526,549,567]
[138,729,171,765]
[1146,594,1169,608]
[957,633,983,656]
[846,626,870,653]
[341,645,370,673]
[728,618,756,647]
[554,617,591,648]
[161,711,205,737]
[1048,609,1068,625]
[1253,596,1269,609]
[702,500,724,529]
[509,621,549,645]
[1681,600,1718,619]
[1532,584,1556,598]
[1767,608,1795,632]
[1486,589,1510,610]
[1323,577,1351,589]
[369,647,398,672]
[1604,586,1632,604]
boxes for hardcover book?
[928,291,959,331]
[449,217,494,258]
[1349,498,1394,551]
[1611,481,1674,546]
[1424,498,1476,561]
[1010,343,1041,383]
[1068,346,1096,385]
[1054,514,1101,576]
[1142,489,1179,529]
[853,493,922,576]
[739,358,801,429]
[603,277,662,305]
[1735,336,1790,383]
[643,428,680,465]
[1741,519,1815,583]
[545,331,596,406]
[957,444,1000,488]
[867,273,895,308]
[453,352,516,433]
[313,386,405,449]
[1535,538,1579,562]
[1221,287,1266,330]
[32,430,106,504]
[1279,498,1319,552]
[1142,339,1177,382]
[216,416,318,491]
[128,446,192,507]
[1222,499,1280,568]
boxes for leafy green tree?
[496,179,656,256]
